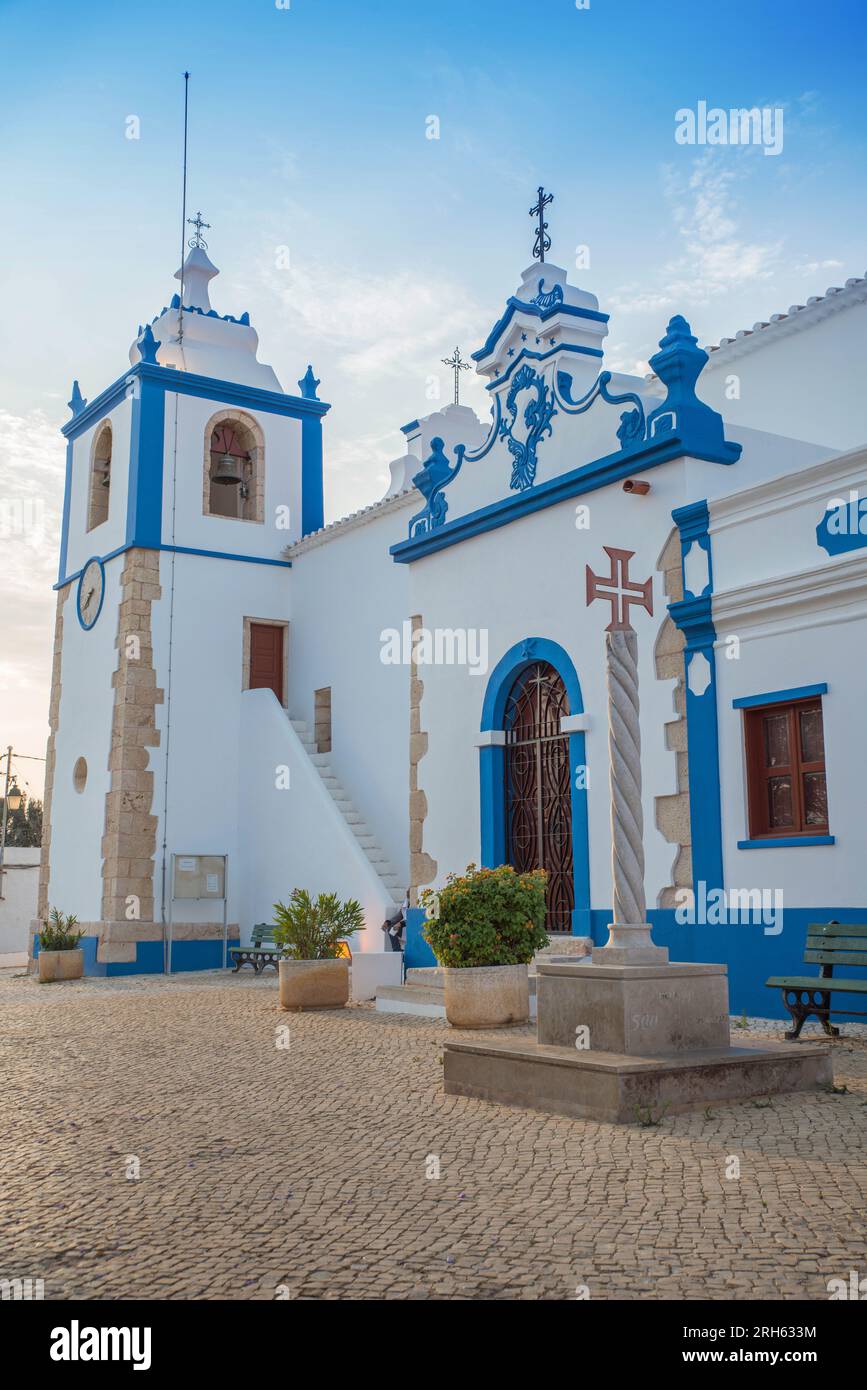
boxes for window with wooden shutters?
[743,697,829,839]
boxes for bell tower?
[37,233,329,973]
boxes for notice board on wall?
[171,855,227,900]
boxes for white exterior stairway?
[289,716,405,909]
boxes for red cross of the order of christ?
[585,546,653,631]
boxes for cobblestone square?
[1,970,865,1301]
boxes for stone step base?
[376,985,447,1018]
[377,975,538,1020]
[443,1036,833,1125]
[537,936,593,958]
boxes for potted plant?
[37,908,84,983]
[272,889,365,1011]
[421,864,548,1027]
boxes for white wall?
[149,550,292,932]
[698,291,867,452]
[161,392,303,555]
[49,558,122,920]
[711,445,867,907]
[64,396,132,579]
[238,688,396,950]
[0,848,40,956]
[286,502,413,887]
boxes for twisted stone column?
[607,629,646,925]
[594,628,668,965]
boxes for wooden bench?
[229,924,282,974]
[766,921,867,1038]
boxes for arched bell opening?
[87,422,112,532]
[204,412,264,522]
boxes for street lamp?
[6,782,22,814]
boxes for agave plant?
[272,889,364,960]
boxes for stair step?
[288,711,404,905]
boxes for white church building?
[35,219,867,1015]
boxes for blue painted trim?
[75,556,106,630]
[737,835,836,849]
[668,499,724,897]
[473,295,609,363]
[485,342,603,392]
[404,907,436,969]
[34,934,241,977]
[733,683,828,709]
[61,376,131,442]
[159,545,292,568]
[391,433,736,564]
[400,419,420,436]
[56,543,291,589]
[62,362,329,442]
[57,439,74,585]
[479,638,590,934]
[301,413,324,536]
[126,374,166,549]
[816,493,867,556]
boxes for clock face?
[77,558,105,630]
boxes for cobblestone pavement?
[1,969,865,1301]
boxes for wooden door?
[249,623,284,704]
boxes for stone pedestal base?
[592,921,669,966]
[537,960,730,1055]
[443,1037,833,1125]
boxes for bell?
[211,451,244,486]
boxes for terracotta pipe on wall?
[623,479,651,495]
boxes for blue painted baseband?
[33,935,240,977]
[406,906,867,1020]
[737,836,836,849]
[733,684,828,709]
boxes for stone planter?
[444,963,529,1028]
[38,948,84,983]
[278,957,350,1011]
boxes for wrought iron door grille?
[504,662,574,933]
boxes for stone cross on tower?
[441,346,471,406]
[529,186,554,263]
[586,545,667,963]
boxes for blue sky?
[1,0,865,785]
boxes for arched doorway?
[503,661,574,932]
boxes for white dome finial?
[175,243,219,312]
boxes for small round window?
[73,757,87,793]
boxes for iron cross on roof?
[187,211,211,250]
[529,186,553,263]
[586,546,653,632]
[442,346,471,405]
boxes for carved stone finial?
[68,380,87,417]
[137,324,161,365]
[298,365,321,400]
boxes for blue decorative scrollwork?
[531,278,564,312]
[407,437,464,538]
[552,317,740,465]
[498,364,557,491]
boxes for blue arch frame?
[479,637,591,934]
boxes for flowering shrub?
[421,864,548,968]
